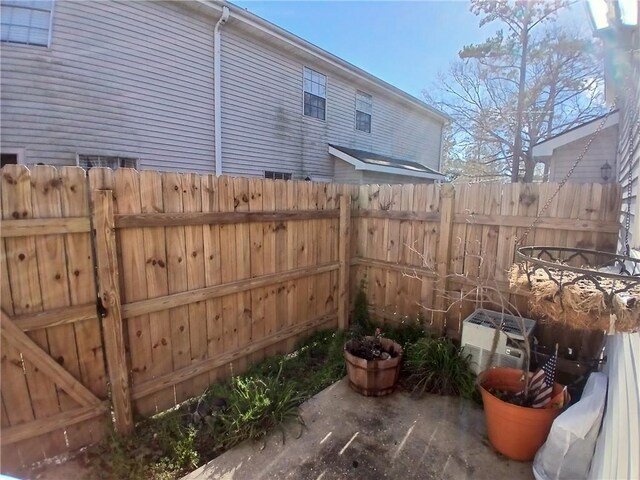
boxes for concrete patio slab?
[183,378,535,480]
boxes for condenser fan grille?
[465,309,535,340]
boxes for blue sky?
[233,1,593,100]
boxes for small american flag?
[529,348,558,408]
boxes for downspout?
[214,6,230,176]
[437,123,445,183]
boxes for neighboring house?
[531,112,619,184]
[0,0,448,184]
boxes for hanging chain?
[623,91,638,255]
[624,159,633,255]
[516,101,618,246]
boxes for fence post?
[433,184,455,333]
[338,193,351,330]
[91,189,133,434]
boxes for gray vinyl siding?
[219,24,444,180]
[616,26,639,253]
[0,0,216,172]
[333,159,363,184]
[1,0,445,180]
[548,125,618,184]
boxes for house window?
[355,91,372,133]
[1,153,18,167]
[1,148,24,166]
[264,171,292,180]
[303,67,326,121]
[1,0,54,47]
[77,155,138,170]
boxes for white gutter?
[328,145,446,181]
[214,6,230,176]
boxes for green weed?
[86,329,348,479]
[210,366,305,450]
[404,336,477,399]
[377,318,429,350]
[89,408,198,480]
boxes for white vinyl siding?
[616,28,640,253]
[1,1,445,180]
[0,0,216,172]
[548,125,619,184]
[219,24,443,180]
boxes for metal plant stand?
[511,246,640,332]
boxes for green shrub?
[379,318,428,350]
[350,280,373,337]
[211,366,305,450]
[404,336,476,399]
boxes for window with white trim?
[264,170,292,180]
[1,0,54,47]
[77,155,138,170]
[355,91,372,133]
[303,67,326,120]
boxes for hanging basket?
[510,246,640,333]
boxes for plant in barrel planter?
[344,328,403,396]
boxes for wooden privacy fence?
[350,182,621,341]
[0,165,352,471]
[0,164,622,472]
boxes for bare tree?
[428,1,606,182]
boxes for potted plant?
[344,328,403,396]
[478,345,569,461]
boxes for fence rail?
[0,164,622,473]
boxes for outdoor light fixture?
[601,161,613,181]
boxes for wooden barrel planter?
[344,337,403,396]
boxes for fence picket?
[201,175,225,384]
[262,179,278,356]
[248,177,265,364]
[161,172,193,403]
[139,170,175,413]
[182,173,210,396]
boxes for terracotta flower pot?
[479,367,567,461]
[344,337,403,397]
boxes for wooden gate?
[1,165,110,471]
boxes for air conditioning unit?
[461,309,536,374]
